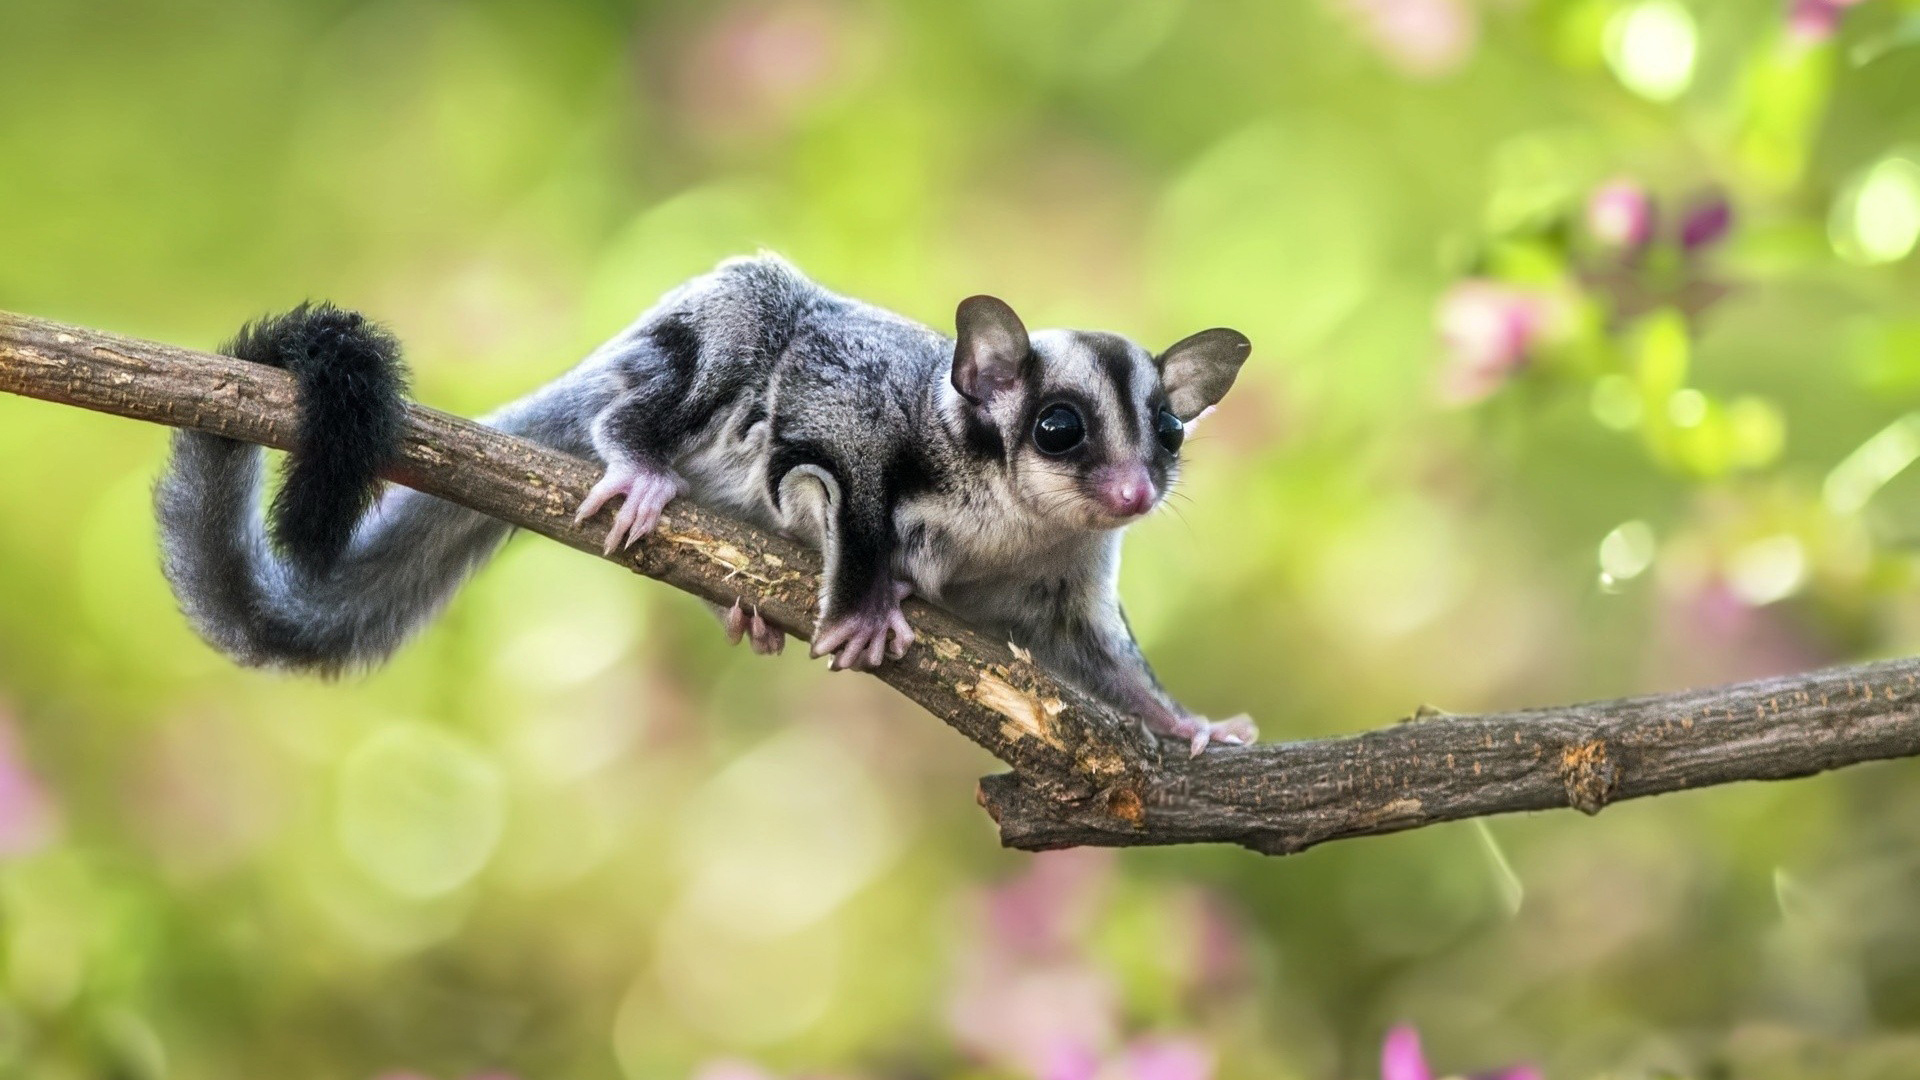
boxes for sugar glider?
[156,255,1257,753]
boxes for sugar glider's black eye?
[1154,407,1185,454]
[1033,404,1086,455]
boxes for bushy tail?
[236,304,408,574]
[155,303,594,675]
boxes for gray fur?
[157,254,1255,748]
[155,370,611,674]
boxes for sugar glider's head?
[948,295,1252,532]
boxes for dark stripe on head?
[1084,333,1141,439]
[962,412,1006,460]
[1023,346,1045,404]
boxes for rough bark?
[4,309,1918,855]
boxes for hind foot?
[1156,712,1258,757]
[575,460,686,554]
[724,599,786,656]
[810,582,915,671]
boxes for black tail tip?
[222,301,403,378]
[227,302,410,576]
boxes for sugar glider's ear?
[1158,328,1251,421]
[952,295,1030,404]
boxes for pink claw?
[723,600,785,655]
[575,461,686,554]
[1161,712,1258,757]
[885,609,913,660]
[1212,714,1257,745]
[724,599,750,645]
[810,619,856,657]
[747,607,784,655]
[810,590,914,671]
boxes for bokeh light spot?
[1667,388,1708,428]
[485,543,643,692]
[1591,374,1643,430]
[2,857,91,1011]
[1728,535,1806,606]
[1604,0,1697,102]
[1311,499,1464,641]
[1599,520,1657,586]
[1727,397,1787,469]
[1831,154,1920,266]
[677,727,898,935]
[336,724,505,899]
[641,903,841,1049]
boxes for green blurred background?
[4,0,1920,1076]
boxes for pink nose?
[1096,468,1156,517]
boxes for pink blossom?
[674,0,856,140]
[1648,575,1825,688]
[0,711,56,858]
[1586,179,1655,250]
[949,954,1119,1078]
[1382,1027,1432,1080]
[948,850,1179,1078]
[1040,1041,1104,1080]
[1036,1035,1213,1080]
[982,847,1114,959]
[1337,0,1478,77]
[950,853,1231,1080]
[1118,1036,1214,1080]
[1786,0,1866,43]
[1678,192,1733,252]
[1175,888,1252,1000]
[1787,0,1841,42]
[1435,281,1550,404]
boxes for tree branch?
[5,309,1920,855]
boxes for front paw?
[810,591,914,671]
[1157,712,1257,757]
[574,460,687,554]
